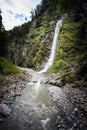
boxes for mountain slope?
[8,0,87,84]
[51,16,87,83]
[8,9,60,70]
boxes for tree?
[0,10,9,56]
[30,8,35,20]
[58,0,84,13]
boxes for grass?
[0,57,22,75]
[51,59,69,73]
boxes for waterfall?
[39,19,62,73]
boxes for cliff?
[8,9,60,70]
[3,0,87,85]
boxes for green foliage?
[9,21,31,41]
[24,13,53,69]
[58,0,84,13]
[7,0,59,69]
[32,44,45,69]
[51,59,68,73]
[0,57,22,75]
[51,17,87,82]
[51,18,79,74]
[0,13,9,56]
[54,49,67,60]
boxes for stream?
[0,19,63,130]
[0,68,63,130]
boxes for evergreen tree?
[0,9,9,56]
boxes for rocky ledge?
[0,74,28,120]
[45,74,65,87]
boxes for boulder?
[0,104,11,117]
[45,74,64,87]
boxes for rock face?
[0,75,28,105]
[45,74,64,87]
[8,10,60,70]
[0,104,11,117]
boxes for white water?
[39,19,62,73]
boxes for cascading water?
[0,19,63,130]
[39,19,62,73]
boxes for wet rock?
[28,80,30,82]
[74,108,78,112]
[50,21,55,26]
[67,116,72,122]
[59,127,66,130]
[44,79,49,84]
[45,74,64,87]
[33,81,37,83]
[52,98,57,102]
[72,123,77,129]
[0,118,4,122]
[0,104,11,117]
[15,92,21,96]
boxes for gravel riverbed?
[49,83,87,130]
[0,73,87,130]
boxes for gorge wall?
[8,9,60,70]
[7,0,87,84]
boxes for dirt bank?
[0,74,28,105]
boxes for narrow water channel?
[0,68,63,130]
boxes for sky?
[0,0,42,30]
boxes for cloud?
[0,0,41,30]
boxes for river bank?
[0,74,28,105]
[0,73,29,120]
[0,68,87,129]
[45,74,87,129]
[49,84,87,129]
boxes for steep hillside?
[51,17,87,82]
[8,0,87,83]
[50,0,87,85]
[8,10,60,70]
[0,57,22,75]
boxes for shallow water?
[0,68,63,130]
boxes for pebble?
[33,81,37,83]
[52,98,56,102]
[74,108,78,112]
